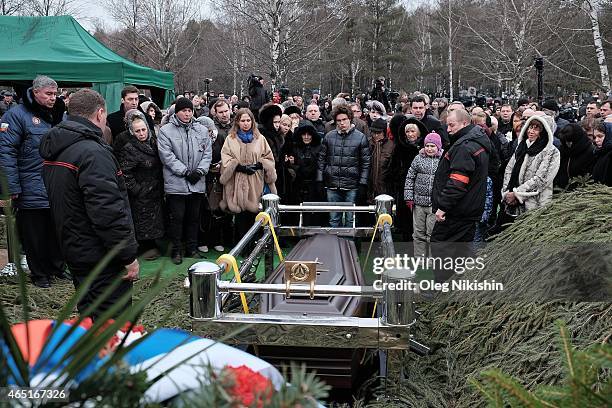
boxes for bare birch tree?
[0,0,24,15]
[217,0,347,89]
[27,0,80,16]
[583,0,611,90]
[105,0,203,76]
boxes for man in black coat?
[317,105,371,227]
[553,123,595,188]
[542,99,569,138]
[40,89,139,319]
[212,99,232,139]
[304,103,326,138]
[410,95,450,148]
[248,75,269,121]
[106,85,156,139]
[431,109,491,282]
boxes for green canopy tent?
[0,15,175,111]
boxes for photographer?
[370,76,391,113]
[248,75,269,121]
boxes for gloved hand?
[358,184,368,202]
[186,170,203,184]
[406,200,414,210]
[236,164,255,175]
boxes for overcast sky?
[74,0,213,32]
[75,0,416,32]
[74,2,117,32]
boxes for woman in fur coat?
[220,108,277,243]
[502,115,560,213]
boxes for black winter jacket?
[214,118,232,140]
[431,124,491,221]
[317,127,371,189]
[260,124,290,197]
[592,123,612,186]
[307,118,326,138]
[554,124,595,188]
[39,116,138,268]
[420,113,450,149]
[249,83,268,116]
[293,129,321,183]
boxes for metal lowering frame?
[188,194,427,386]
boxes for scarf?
[237,129,254,143]
[507,133,548,192]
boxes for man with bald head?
[430,109,491,282]
[305,103,326,137]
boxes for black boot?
[32,276,51,288]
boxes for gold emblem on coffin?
[284,260,318,299]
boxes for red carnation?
[223,365,273,408]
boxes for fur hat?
[283,105,302,116]
[424,132,442,151]
[293,123,321,146]
[175,97,193,112]
[399,115,428,147]
[389,113,407,140]
[259,103,283,126]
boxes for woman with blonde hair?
[220,108,277,243]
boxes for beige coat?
[219,132,277,213]
[502,115,560,211]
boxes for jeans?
[412,205,436,257]
[326,189,358,227]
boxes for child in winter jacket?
[404,132,443,257]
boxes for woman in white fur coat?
[502,114,560,212]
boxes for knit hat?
[424,132,442,151]
[175,97,193,112]
[370,118,387,133]
[368,100,386,116]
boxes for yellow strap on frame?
[216,254,250,314]
[255,211,284,262]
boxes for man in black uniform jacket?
[430,109,491,282]
[40,89,139,319]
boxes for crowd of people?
[1,74,611,317]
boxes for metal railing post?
[189,261,222,320]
